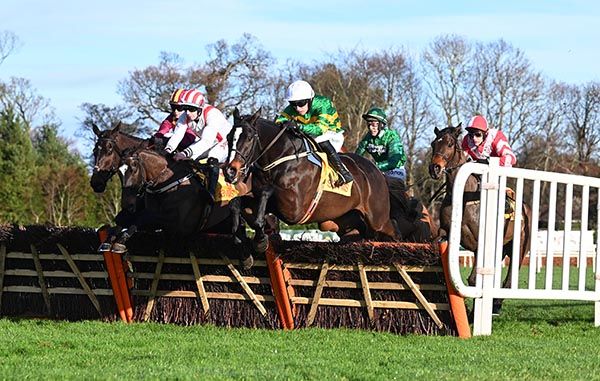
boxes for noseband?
[432,133,462,174]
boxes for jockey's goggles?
[468,130,484,138]
[183,106,199,112]
[289,99,309,108]
[172,105,186,112]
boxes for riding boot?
[206,157,220,201]
[318,141,353,186]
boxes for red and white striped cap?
[180,89,206,108]
[466,115,488,132]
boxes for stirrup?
[98,242,112,252]
[335,173,353,187]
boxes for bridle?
[431,131,464,175]
[93,135,146,174]
[230,120,288,179]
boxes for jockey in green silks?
[275,80,353,186]
[355,107,407,181]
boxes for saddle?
[189,160,242,206]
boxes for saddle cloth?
[315,152,353,197]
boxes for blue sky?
[1,0,599,153]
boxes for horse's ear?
[92,123,101,137]
[113,122,121,133]
[454,122,463,136]
[233,108,241,120]
[434,127,441,136]
[249,108,262,124]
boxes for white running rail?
[447,158,600,335]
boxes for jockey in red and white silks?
[164,89,232,163]
[461,115,517,167]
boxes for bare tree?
[195,33,276,114]
[0,30,20,67]
[78,102,142,147]
[0,77,57,130]
[421,35,470,126]
[563,82,600,170]
[117,51,187,126]
[463,40,546,150]
[520,81,569,172]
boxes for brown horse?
[90,123,253,266]
[90,122,148,193]
[225,108,398,251]
[428,124,531,314]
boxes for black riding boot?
[206,157,220,201]
[318,141,353,186]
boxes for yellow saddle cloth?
[192,168,239,205]
[316,152,353,197]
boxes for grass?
[1,266,600,380]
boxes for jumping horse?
[428,124,532,314]
[225,108,398,252]
[90,122,252,267]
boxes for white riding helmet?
[286,80,315,101]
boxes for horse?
[118,148,255,266]
[428,124,532,314]
[90,122,148,193]
[90,123,253,267]
[224,108,398,251]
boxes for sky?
[1,0,599,154]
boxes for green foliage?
[0,108,35,223]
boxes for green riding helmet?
[362,107,388,126]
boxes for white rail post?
[472,158,501,336]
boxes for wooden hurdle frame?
[0,236,463,335]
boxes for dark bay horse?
[225,108,398,250]
[428,125,531,313]
[90,122,148,193]
[90,123,252,266]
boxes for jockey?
[164,89,233,200]
[355,107,407,181]
[461,115,517,167]
[152,88,196,150]
[275,80,353,186]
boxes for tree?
[563,81,600,172]
[0,77,58,132]
[421,35,470,126]
[463,39,546,150]
[0,108,36,223]
[0,30,20,67]
[115,33,276,126]
[78,102,142,150]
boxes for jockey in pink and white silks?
[163,89,232,200]
[164,89,232,163]
[461,115,517,167]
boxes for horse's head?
[429,123,463,180]
[120,150,170,213]
[90,122,123,192]
[225,108,262,184]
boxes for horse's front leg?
[229,197,254,270]
[251,188,274,253]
